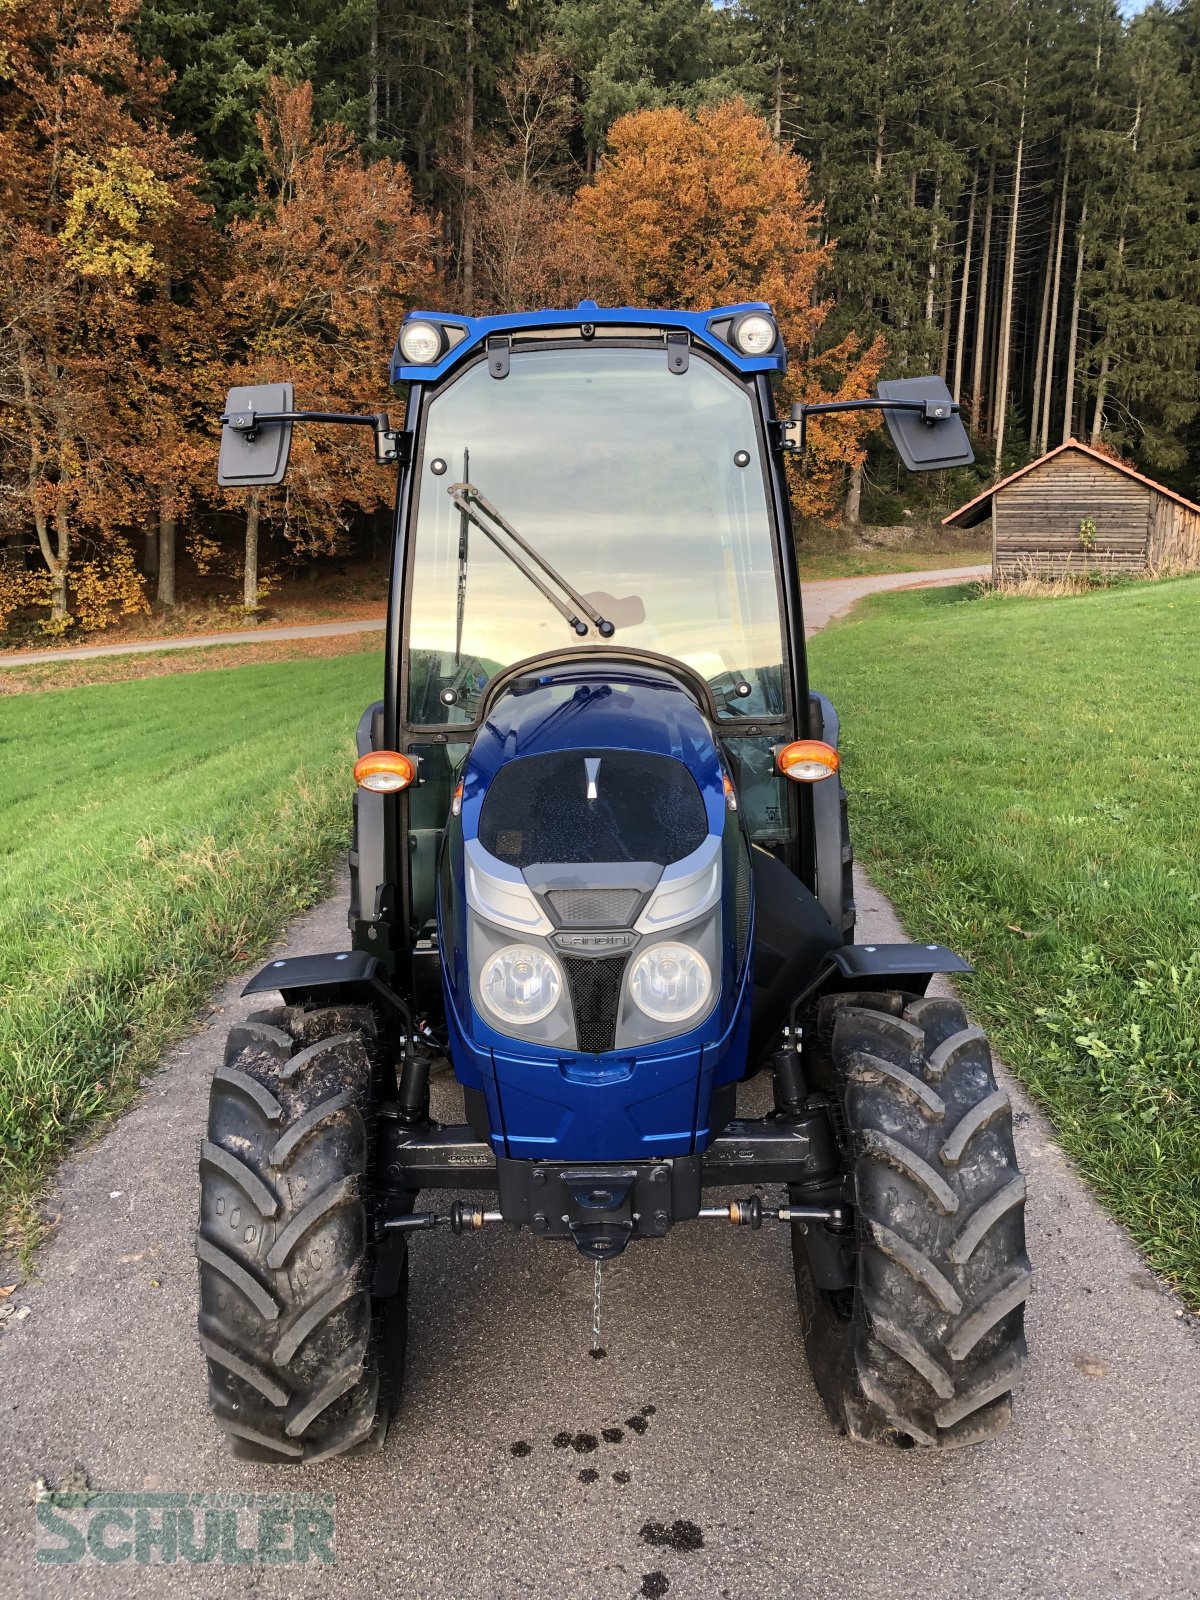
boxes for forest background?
[1,0,1197,632]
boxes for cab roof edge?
[391,303,787,385]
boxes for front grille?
[547,887,642,927]
[562,955,629,1054]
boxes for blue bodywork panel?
[438,665,753,1163]
[392,300,787,386]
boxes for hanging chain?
[590,1257,604,1356]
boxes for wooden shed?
[943,439,1200,580]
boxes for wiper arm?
[447,483,614,638]
[454,448,470,665]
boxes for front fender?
[242,950,411,1023]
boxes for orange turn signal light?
[354,750,417,793]
[776,740,840,783]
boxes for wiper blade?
[447,483,614,638]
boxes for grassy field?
[809,576,1200,1303]
[0,649,378,1249]
[797,546,988,581]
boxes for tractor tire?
[196,1003,405,1463]
[793,992,1030,1448]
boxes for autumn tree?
[216,79,436,608]
[0,0,212,629]
[463,50,622,314]
[571,101,884,517]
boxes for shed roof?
[942,440,1200,529]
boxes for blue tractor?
[199,302,1029,1462]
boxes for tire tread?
[793,992,1030,1449]
[196,1003,401,1463]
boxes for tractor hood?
[436,661,754,1161]
[454,667,730,1035]
[460,663,728,847]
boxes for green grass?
[0,649,379,1246]
[797,547,988,581]
[809,576,1200,1304]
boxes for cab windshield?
[404,345,788,726]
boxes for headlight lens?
[629,943,712,1024]
[479,944,563,1025]
[399,319,444,364]
[731,312,777,356]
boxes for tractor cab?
[398,310,796,989]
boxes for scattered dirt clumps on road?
[640,1520,704,1553]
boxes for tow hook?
[698,1198,847,1229]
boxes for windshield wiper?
[447,482,614,638]
[454,449,470,665]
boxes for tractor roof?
[391,301,787,384]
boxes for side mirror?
[877,376,974,471]
[218,383,294,487]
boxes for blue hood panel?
[438,661,753,1163]
[461,667,726,843]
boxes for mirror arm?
[779,396,960,456]
[219,407,404,467]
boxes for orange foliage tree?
[216,80,437,608]
[571,101,885,517]
[0,0,213,628]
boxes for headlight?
[479,944,563,1025]
[629,943,711,1024]
[731,313,777,356]
[399,319,444,364]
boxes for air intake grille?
[478,749,707,867]
[547,887,642,927]
[562,955,629,1054]
[735,840,751,966]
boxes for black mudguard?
[826,942,972,984]
[242,949,410,1023]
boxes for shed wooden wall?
[1147,493,1200,571]
[993,450,1149,578]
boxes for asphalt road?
[798,563,989,631]
[0,563,988,669]
[2,561,1196,1600]
[0,617,387,668]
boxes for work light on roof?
[731,312,778,356]
[399,319,444,364]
